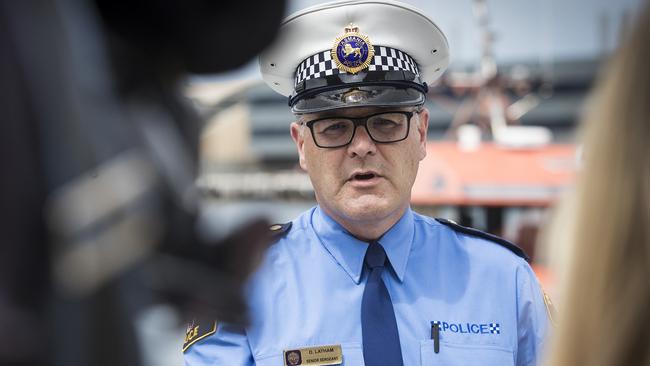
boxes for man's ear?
[417,107,429,161]
[290,122,308,171]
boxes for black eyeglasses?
[303,110,418,148]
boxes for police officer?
[184,1,549,365]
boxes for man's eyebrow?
[299,107,421,122]
[302,110,375,119]
[302,111,338,118]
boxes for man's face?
[290,106,429,224]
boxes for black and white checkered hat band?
[294,45,420,87]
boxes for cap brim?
[291,85,425,114]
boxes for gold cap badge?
[331,24,375,74]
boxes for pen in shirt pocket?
[431,321,440,354]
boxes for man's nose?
[346,125,377,158]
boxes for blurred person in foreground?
[183,1,551,365]
[543,2,650,366]
[0,1,286,364]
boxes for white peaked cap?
[259,0,449,111]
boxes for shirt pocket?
[254,342,365,366]
[420,340,514,366]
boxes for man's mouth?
[354,173,376,180]
[348,171,382,182]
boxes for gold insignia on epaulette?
[543,289,558,327]
[182,320,217,353]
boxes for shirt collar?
[312,206,415,284]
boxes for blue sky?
[201,0,645,82]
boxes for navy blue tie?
[361,242,404,366]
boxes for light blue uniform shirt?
[184,206,549,365]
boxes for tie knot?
[365,242,387,269]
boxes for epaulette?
[268,222,292,241]
[435,218,529,261]
[182,319,217,353]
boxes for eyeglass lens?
[310,112,411,147]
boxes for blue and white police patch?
[432,321,501,335]
[330,24,374,74]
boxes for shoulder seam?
[435,218,529,261]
